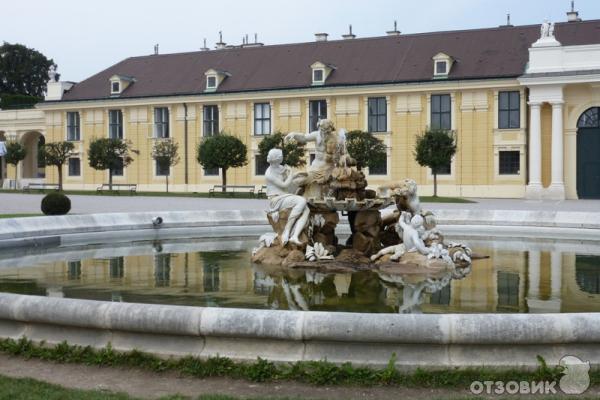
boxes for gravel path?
[1,192,599,215]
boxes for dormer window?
[432,52,454,79]
[204,68,231,92]
[313,69,324,84]
[310,61,335,86]
[206,76,217,89]
[435,61,447,75]
[109,74,135,96]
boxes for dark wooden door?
[577,128,600,199]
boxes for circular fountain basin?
[0,209,599,369]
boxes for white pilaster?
[526,102,543,199]
[547,102,565,200]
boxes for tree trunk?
[221,168,227,192]
[109,169,113,192]
[433,171,438,197]
[57,165,63,191]
[166,175,169,193]
[14,163,18,189]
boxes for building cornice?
[38,77,521,110]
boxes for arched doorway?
[20,131,45,179]
[577,107,600,199]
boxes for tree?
[345,130,387,171]
[414,128,457,197]
[88,138,136,191]
[43,141,75,191]
[257,131,306,168]
[197,132,248,192]
[0,42,57,98]
[4,141,26,186]
[152,139,180,193]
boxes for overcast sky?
[2,0,599,82]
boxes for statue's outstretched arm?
[286,131,318,144]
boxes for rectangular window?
[204,167,219,176]
[68,158,80,177]
[309,100,327,132]
[435,61,447,75]
[313,69,324,83]
[497,271,520,310]
[431,94,451,130]
[203,105,219,136]
[254,103,271,135]
[498,91,520,129]
[368,97,387,133]
[113,157,124,176]
[206,76,217,89]
[156,161,169,176]
[108,110,123,139]
[67,261,81,280]
[111,82,120,93]
[499,150,520,175]
[110,257,124,279]
[154,107,169,138]
[255,155,268,176]
[154,254,171,287]
[66,112,80,141]
[369,157,387,175]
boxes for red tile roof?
[59,20,600,102]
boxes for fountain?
[251,119,473,278]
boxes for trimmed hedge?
[41,192,71,215]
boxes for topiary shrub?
[41,192,71,215]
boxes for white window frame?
[111,81,121,94]
[153,159,171,178]
[153,107,170,139]
[312,69,325,85]
[253,102,271,135]
[65,111,81,142]
[66,157,82,179]
[206,75,217,89]
[108,109,124,139]
[435,61,448,76]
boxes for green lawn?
[0,213,42,219]
[0,375,303,400]
[420,196,476,203]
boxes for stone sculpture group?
[251,120,472,276]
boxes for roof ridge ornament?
[532,19,561,48]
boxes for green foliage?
[0,42,57,97]
[40,192,71,215]
[0,337,584,389]
[152,139,180,192]
[0,93,40,109]
[414,128,456,174]
[152,139,180,170]
[88,138,137,190]
[43,141,75,190]
[4,141,26,166]
[257,131,306,168]
[414,128,457,196]
[345,130,387,171]
[197,132,248,189]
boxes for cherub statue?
[265,148,310,246]
[371,211,430,261]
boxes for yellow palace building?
[1,9,600,199]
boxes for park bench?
[22,183,60,192]
[209,185,255,197]
[96,183,137,194]
[256,185,268,198]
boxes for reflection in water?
[0,239,599,313]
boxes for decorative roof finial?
[48,65,57,82]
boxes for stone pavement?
[0,192,599,214]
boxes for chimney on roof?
[243,33,264,48]
[315,33,328,42]
[567,1,582,22]
[501,13,513,27]
[387,20,401,36]
[200,38,209,51]
[154,44,159,55]
[216,31,227,49]
[342,25,356,39]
